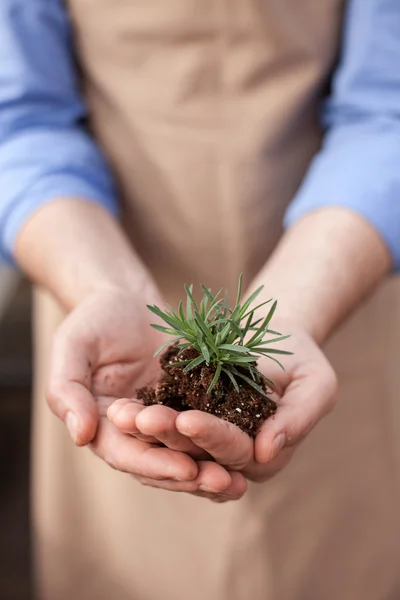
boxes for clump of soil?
[137,346,277,437]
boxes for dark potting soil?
[137,346,277,437]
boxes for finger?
[137,460,232,493]
[136,405,209,458]
[107,397,141,423]
[107,399,159,444]
[47,326,98,446]
[91,418,198,481]
[175,411,253,469]
[255,367,337,464]
[138,466,247,502]
[193,471,248,502]
[242,446,296,482]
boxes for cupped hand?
[108,324,337,483]
[46,286,243,499]
[177,325,338,480]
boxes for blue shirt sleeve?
[0,0,118,264]
[284,0,400,270]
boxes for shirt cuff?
[0,127,119,265]
[284,117,400,271]
[2,173,119,265]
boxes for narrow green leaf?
[147,305,183,331]
[150,324,181,335]
[183,355,206,372]
[249,366,256,380]
[200,285,215,303]
[153,336,182,357]
[164,310,186,328]
[188,316,199,338]
[222,355,258,364]
[174,342,193,356]
[231,367,267,396]
[194,310,219,355]
[205,298,223,321]
[206,363,222,394]
[185,284,199,313]
[217,321,232,344]
[185,284,194,320]
[255,353,286,371]
[256,348,293,355]
[195,329,206,362]
[172,359,192,368]
[200,294,208,320]
[221,356,257,367]
[200,342,210,363]
[241,299,272,320]
[180,333,198,347]
[229,303,241,326]
[178,300,185,323]
[223,290,230,317]
[210,288,223,304]
[218,343,252,354]
[239,287,268,317]
[235,273,243,308]
[222,367,240,392]
[209,318,228,327]
[242,312,254,338]
[225,319,244,343]
[247,300,277,345]
[147,306,182,331]
[253,335,291,345]
[254,369,276,386]
[262,299,277,328]
[249,318,264,329]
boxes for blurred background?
[0,267,33,599]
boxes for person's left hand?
[46,287,246,502]
[108,323,338,489]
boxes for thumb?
[46,326,99,446]
[255,368,337,464]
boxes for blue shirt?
[0,0,399,268]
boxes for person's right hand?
[107,322,337,487]
[46,286,246,501]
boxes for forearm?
[253,207,391,344]
[15,198,151,310]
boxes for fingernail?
[66,412,79,443]
[270,433,285,461]
[199,484,219,493]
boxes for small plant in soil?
[137,275,292,437]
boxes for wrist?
[251,290,319,343]
[64,261,157,310]
[249,208,390,345]
[76,272,160,311]
[15,198,157,311]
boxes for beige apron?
[33,1,400,598]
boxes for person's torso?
[66,0,344,300]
